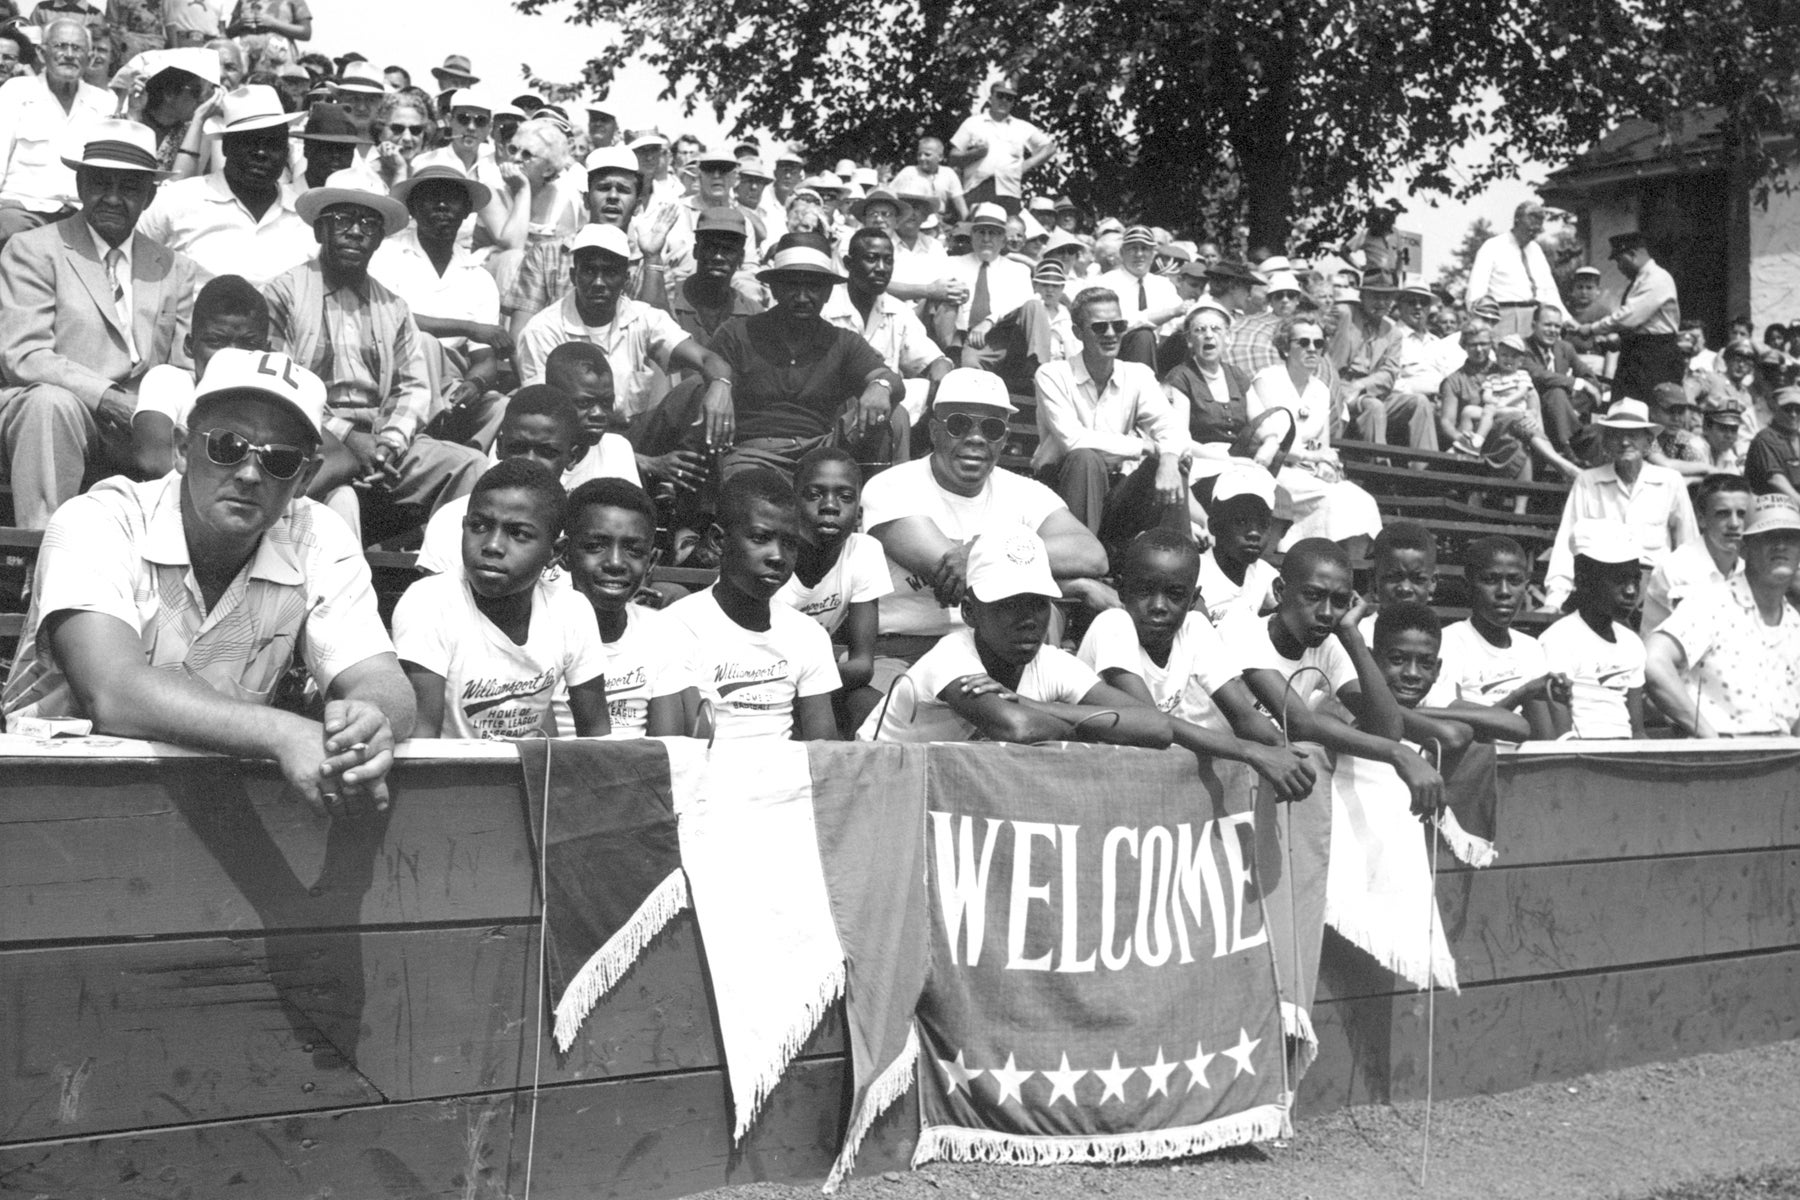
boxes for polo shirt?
[2,473,393,722]
[1031,354,1183,471]
[0,75,114,211]
[515,293,690,418]
[707,311,887,442]
[947,112,1050,198]
[665,278,765,351]
[370,227,501,351]
[137,173,314,286]
[1542,460,1700,610]
[1656,575,1800,735]
[822,286,943,377]
[1744,426,1800,497]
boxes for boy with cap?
[1539,519,1648,738]
[861,527,1173,746]
[1197,467,1281,626]
[3,349,411,815]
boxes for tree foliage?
[517,0,1800,251]
[1434,217,1495,301]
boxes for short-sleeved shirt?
[662,586,842,740]
[707,311,888,442]
[3,474,392,721]
[595,605,679,736]
[1643,541,1739,632]
[1436,619,1549,708]
[1744,427,1800,496]
[133,363,197,432]
[889,165,964,214]
[370,227,501,339]
[136,174,313,287]
[1216,608,1356,714]
[1196,552,1277,628]
[1078,608,1238,732]
[392,570,607,741]
[860,626,1099,742]
[822,287,943,378]
[775,532,893,635]
[948,112,1051,198]
[860,457,1066,636]
[1538,613,1644,739]
[515,294,689,418]
[1655,576,1800,735]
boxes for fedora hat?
[296,169,410,237]
[968,201,1009,230]
[849,187,912,222]
[429,54,479,85]
[1204,258,1261,286]
[213,85,309,135]
[298,101,372,144]
[391,163,491,212]
[61,119,167,175]
[757,243,846,285]
[333,61,388,95]
[1593,398,1658,430]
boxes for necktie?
[1520,240,1537,301]
[969,261,991,329]
[105,247,139,363]
[1138,277,1148,312]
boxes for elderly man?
[138,85,313,285]
[947,76,1055,217]
[861,366,1111,681]
[0,19,112,242]
[263,172,486,542]
[1645,493,1800,736]
[824,225,952,440]
[0,121,199,528]
[1345,281,1447,450]
[1327,269,1400,381]
[1573,231,1682,403]
[1465,200,1561,339]
[942,201,1032,367]
[2,349,413,816]
[1095,224,1185,368]
[1032,285,1187,545]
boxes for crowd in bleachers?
[3,16,1800,815]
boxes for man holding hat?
[1646,492,1800,736]
[0,118,199,528]
[1095,225,1184,368]
[1543,396,1699,611]
[138,84,312,284]
[1572,231,1681,402]
[265,171,486,542]
[0,17,113,241]
[947,76,1055,217]
[2,348,413,815]
[1745,385,1800,501]
[940,200,1031,366]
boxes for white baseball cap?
[570,223,632,261]
[931,367,1015,415]
[1743,494,1800,539]
[966,529,1059,602]
[1210,465,1277,509]
[192,349,327,438]
[1570,519,1641,566]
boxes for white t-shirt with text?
[663,587,842,740]
[1077,608,1238,732]
[860,626,1100,742]
[1538,613,1644,739]
[775,532,894,635]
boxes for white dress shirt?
[1032,354,1184,471]
[136,174,314,286]
[943,251,1031,333]
[1465,231,1561,307]
[1093,266,1180,322]
[0,75,114,211]
[1543,460,1701,609]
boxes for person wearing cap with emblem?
[1699,402,1747,474]
[1570,231,1682,402]
[823,223,953,444]
[138,84,313,284]
[1091,224,1185,369]
[1564,264,1617,371]
[0,16,112,241]
[889,134,967,223]
[371,163,511,447]
[412,89,527,254]
[1744,385,1800,502]
[1542,396,1699,611]
[264,171,486,541]
[0,118,199,528]
[1645,492,1800,736]
[939,200,1031,367]
[515,222,732,433]
[946,75,1055,217]
[981,255,1079,393]
[2,347,414,817]
[1538,518,1650,738]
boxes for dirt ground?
[702,1038,1800,1200]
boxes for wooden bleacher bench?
[1375,493,1561,530]
[1334,439,1496,475]
[1343,459,1570,511]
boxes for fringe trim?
[732,958,848,1143]
[1281,1001,1318,1078]
[551,869,691,1052]
[910,1102,1290,1168]
[1434,808,1497,869]
[822,1024,919,1193]
[1325,902,1460,994]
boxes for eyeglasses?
[323,210,383,236]
[939,412,1008,442]
[1291,336,1327,350]
[387,122,425,137]
[1086,319,1130,336]
[201,429,309,480]
[452,110,490,127]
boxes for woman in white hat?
[115,47,220,175]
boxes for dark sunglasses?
[452,110,490,127]
[387,122,425,137]
[1291,336,1327,350]
[939,412,1008,442]
[1086,319,1129,336]
[202,429,309,480]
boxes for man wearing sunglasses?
[1032,287,1189,547]
[945,76,1056,218]
[265,172,486,543]
[3,348,414,819]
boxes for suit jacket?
[0,214,195,407]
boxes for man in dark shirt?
[707,235,904,476]
[1745,386,1800,500]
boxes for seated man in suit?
[0,121,197,528]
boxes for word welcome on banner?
[915,744,1290,1165]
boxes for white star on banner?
[1184,1039,1216,1091]
[1141,1046,1178,1098]
[1095,1051,1136,1104]
[1041,1052,1087,1107]
[987,1053,1033,1106]
[1223,1028,1262,1078]
[936,1050,984,1096]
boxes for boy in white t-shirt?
[393,459,611,739]
[1438,535,1570,739]
[663,468,843,741]
[543,341,647,489]
[1538,520,1648,739]
[1221,538,1444,813]
[1369,600,1529,748]
[777,446,894,733]
[862,528,1174,747]
[1079,530,1315,797]
[562,477,688,737]
[1195,469,1279,627]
